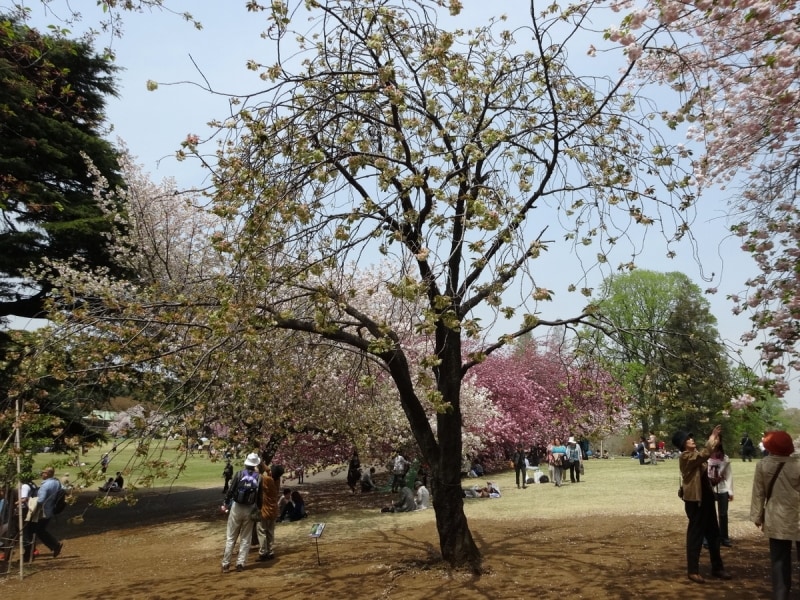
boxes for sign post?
[309,522,326,566]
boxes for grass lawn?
[32,444,759,521]
[33,438,227,490]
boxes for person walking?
[222,460,234,494]
[550,438,567,487]
[347,449,361,494]
[740,432,756,462]
[636,437,647,465]
[648,431,658,465]
[513,444,528,489]
[256,462,283,562]
[750,430,800,599]
[390,450,409,493]
[33,467,64,559]
[673,425,731,584]
[566,437,583,483]
[220,452,262,573]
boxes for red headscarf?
[763,431,795,457]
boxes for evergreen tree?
[658,282,733,435]
[0,15,123,320]
[586,271,735,436]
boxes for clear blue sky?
[20,1,798,407]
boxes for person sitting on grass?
[382,486,416,513]
[463,481,501,498]
[414,480,430,510]
[279,490,308,522]
[360,467,378,492]
[99,477,117,492]
[278,488,291,517]
[468,459,485,478]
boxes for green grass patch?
[33,439,229,491]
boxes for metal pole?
[15,397,23,580]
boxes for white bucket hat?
[244,452,260,467]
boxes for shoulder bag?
[758,461,786,524]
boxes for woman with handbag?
[550,437,567,487]
[750,430,800,600]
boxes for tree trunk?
[430,459,481,571]
[430,328,481,571]
[384,340,481,571]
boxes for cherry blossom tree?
[605,0,800,390]
[471,340,630,457]
[9,152,416,483]
[189,0,700,568]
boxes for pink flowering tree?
[604,0,800,391]
[471,340,630,459]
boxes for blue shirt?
[37,477,62,519]
[566,444,582,462]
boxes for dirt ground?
[0,474,781,600]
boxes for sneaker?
[721,539,733,547]
[258,552,275,561]
[53,543,63,558]
[236,564,244,572]
[221,564,230,573]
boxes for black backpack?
[234,469,260,505]
[53,485,68,515]
[27,481,39,498]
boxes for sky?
[15,1,798,407]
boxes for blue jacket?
[37,477,62,519]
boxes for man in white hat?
[565,437,583,483]
[221,452,262,573]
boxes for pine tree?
[0,15,124,319]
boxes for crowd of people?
[499,436,589,490]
